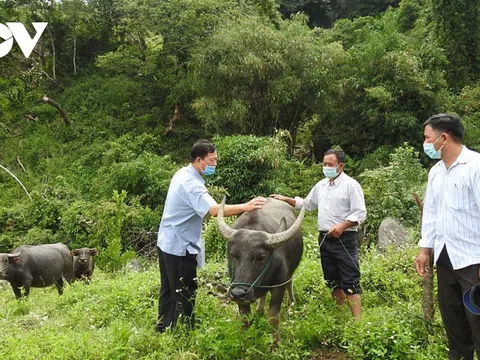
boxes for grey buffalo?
[217,197,305,343]
[0,243,74,299]
[72,248,98,281]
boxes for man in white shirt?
[415,114,480,360]
[271,149,367,318]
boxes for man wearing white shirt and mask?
[271,149,367,318]
[155,139,266,333]
[415,114,480,360]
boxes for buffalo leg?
[268,287,286,348]
[287,280,295,305]
[55,277,64,295]
[10,284,22,300]
[238,304,251,328]
[256,295,266,314]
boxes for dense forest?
[0,0,479,358]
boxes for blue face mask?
[201,159,216,176]
[423,134,444,160]
[323,166,338,179]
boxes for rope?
[0,263,11,273]
[337,236,441,328]
[228,234,328,290]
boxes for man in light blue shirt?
[155,139,266,333]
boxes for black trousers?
[156,247,198,331]
[437,246,480,360]
[319,231,362,294]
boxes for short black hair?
[324,149,346,164]
[190,139,216,162]
[423,113,464,143]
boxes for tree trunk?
[49,29,56,81]
[73,36,77,76]
[413,193,435,321]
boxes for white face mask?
[323,165,338,179]
[423,134,445,159]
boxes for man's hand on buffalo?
[244,197,267,212]
[269,194,296,207]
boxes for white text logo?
[0,22,48,59]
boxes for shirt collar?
[329,171,345,187]
[442,146,471,170]
[187,163,205,183]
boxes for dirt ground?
[310,348,351,360]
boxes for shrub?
[93,153,178,209]
[208,135,286,203]
[359,143,427,241]
[95,191,135,272]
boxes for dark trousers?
[156,247,198,331]
[437,246,480,360]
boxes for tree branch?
[42,95,71,126]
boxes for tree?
[190,14,347,150]
[430,0,480,89]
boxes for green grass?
[0,230,448,359]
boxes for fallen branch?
[42,95,71,126]
[412,192,435,322]
[24,115,38,122]
[0,164,32,200]
[164,103,181,135]
[16,156,27,173]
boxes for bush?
[208,135,286,203]
[93,153,178,209]
[95,191,136,272]
[359,143,427,241]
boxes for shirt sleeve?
[184,182,217,218]
[471,164,480,217]
[346,181,367,224]
[295,183,319,211]
[419,169,436,248]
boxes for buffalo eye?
[255,254,267,263]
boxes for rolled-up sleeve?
[184,183,217,218]
[347,182,366,224]
[419,171,436,248]
[295,184,319,211]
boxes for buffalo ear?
[89,249,98,256]
[9,257,22,264]
[279,217,288,232]
[71,250,80,256]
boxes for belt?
[319,230,357,238]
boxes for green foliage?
[360,143,427,239]
[0,225,447,359]
[315,9,447,156]
[431,0,480,88]
[93,153,178,209]
[208,135,286,203]
[190,13,347,136]
[397,0,422,32]
[96,190,136,272]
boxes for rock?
[376,217,410,252]
[126,258,144,272]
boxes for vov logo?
[0,22,48,59]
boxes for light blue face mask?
[201,159,216,176]
[423,134,444,160]
[323,165,338,179]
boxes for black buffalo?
[0,243,74,299]
[72,248,98,281]
[217,197,305,343]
